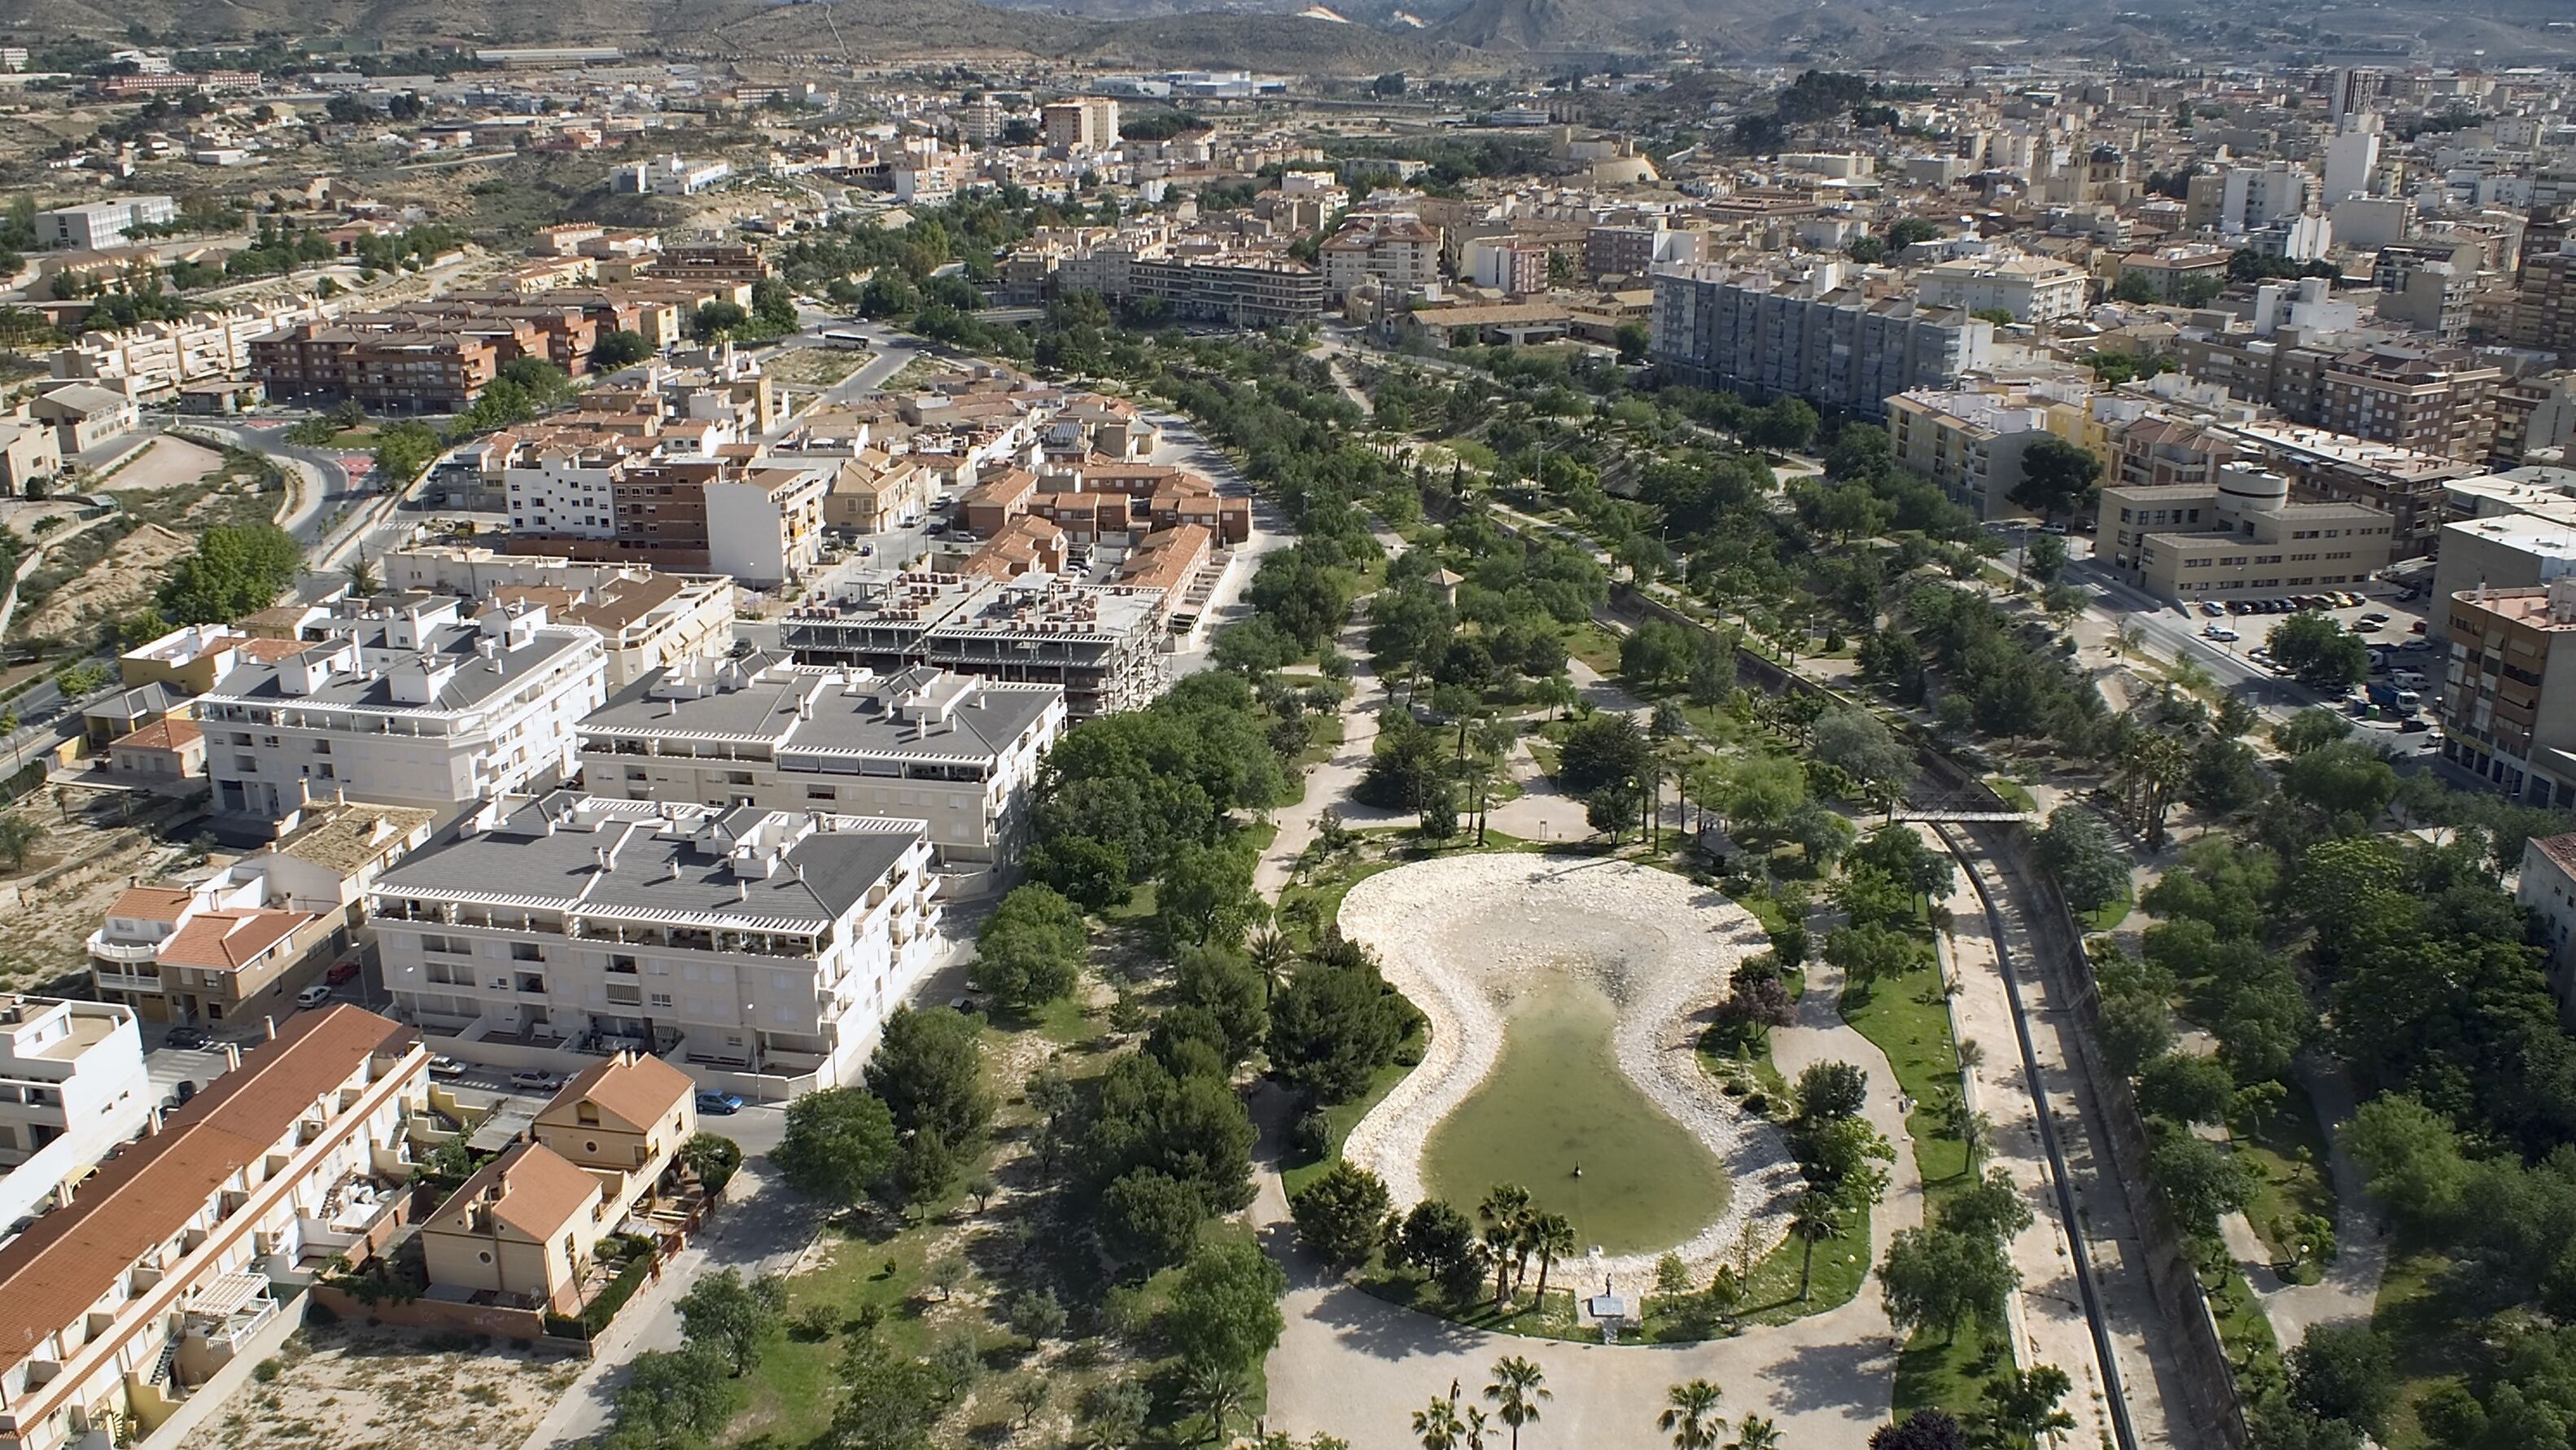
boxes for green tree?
[2287,1324,2397,1438]
[770,1088,897,1212]
[1978,1365,2076,1450]
[2268,612,2371,689]
[1788,1191,1843,1301]
[829,1331,947,1450]
[680,1131,744,1194]
[1163,1239,1288,1375]
[864,1006,992,1146]
[674,1268,788,1375]
[2033,807,2128,913]
[2280,740,2396,821]
[2145,1133,2254,1236]
[2271,708,2354,756]
[1156,839,1260,949]
[1812,707,1913,807]
[972,883,1089,1010]
[2135,1051,2234,1126]
[1268,956,1414,1103]
[610,1346,737,1448]
[2007,437,2102,522]
[1659,1380,1728,1450]
[159,523,303,623]
[1485,1356,1551,1450]
[1881,1224,2015,1343]
[1289,1161,1392,1268]
[593,329,654,370]
[1102,1167,1207,1267]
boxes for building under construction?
[781,569,1169,717]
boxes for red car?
[326,960,361,985]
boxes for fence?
[1607,583,2250,1448]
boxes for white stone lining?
[1336,853,1800,1301]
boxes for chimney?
[262,1016,278,1041]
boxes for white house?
[0,997,152,1232]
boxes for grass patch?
[2198,1252,2282,1388]
[2230,1081,2337,1282]
[1354,1273,1586,1339]
[1279,1032,1424,1198]
[1894,1325,2013,1421]
[1839,965,1970,1190]
[2373,1243,2481,1450]
[1984,776,2037,813]
[1562,620,1625,679]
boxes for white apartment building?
[0,1007,426,1450]
[382,547,736,692]
[0,998,151,1233]
[195,596,607,833]
[611,156,733,196]
[577,654,1065,868]
[1913,254,2093,324]
[48,304,322,401]
[371,793,940,1094]
[35,197,175,251]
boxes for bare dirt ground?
[0,799,208,987]
[177,1321,584,1450]
[98,435,225,493]
[759,346,868,388]
[23,522,193,642]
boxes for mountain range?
[12,0,2574,70]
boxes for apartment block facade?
[0,1007,426,1450]
[194,596,608,832]
[0,998,151,1232]
[1649,265,1994,422]
[577,653,1064,865]
[2438,580,2576,808]
[373,794,938,1093]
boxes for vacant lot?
[177,1319,583,1450]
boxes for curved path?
[1257,893,1922,1448]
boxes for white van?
[2391,669,2427,690]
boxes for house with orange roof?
[84,863,344,1027]
[417,1141,613,1313]
[105,719,205,791]
[532,1051,698,1201]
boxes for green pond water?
[1419,973,1733,1257]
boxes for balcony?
[85,935,163,966]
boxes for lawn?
[2198,1253,2281,1390]
[1983,776,2037,813]
[2229,1080,2338,1281]
[1562,620,1625,679]
[1893,1325,2013,1422]
[2373,1243,2482,1450]
[1279,1036,1420,1198]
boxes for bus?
[821,329,870,350]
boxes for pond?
[1419,971,1734,1257]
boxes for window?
[512,943,545,962]
[807,786,836,801]
[649,992,672,1009]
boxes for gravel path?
[1336,853,1802,1299]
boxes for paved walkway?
[1926,835,2119,1450]
[2217,1063,2387,1354]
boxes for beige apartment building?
[2097,462,2397,604]
[2439,580,2576,809]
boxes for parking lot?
[2184,585,2443,725]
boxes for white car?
[508,1070,562,1093]
[294,984,333,1009]
[426,1054,468,1080]
[2202,624,2239,642]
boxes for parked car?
[427,1054,467,1080]
[165,1026,213,1050]
[2361,611,2391,624]
[2399,717,2433,733]
[295,984,333,1009]
[695,1089,745,1116]
[509,1070,562,1093]
[2354,618,2381,632]
[171,1080,196,1106]
[2199,601,2228,617]
[2202,624,2240,642]
[326,959,361,985]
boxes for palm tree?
[1726,1414,1783,1450]
[1477,1185,1531,1301]
[344,553,381,596]
[1484,1356,1550,1450]
[1414,1395,1464,1450]
[1789,1191,1841,1301]
[1463,1405,1494,1450]
[1248,928,1297,1006]
[1528,1212,1576,1304]
[1482,1222,1519,1308]
[0,814,39,872]
[1183,1367,1244,1447]
[1658,1380,1727,1450]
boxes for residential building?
[2520,239,2576,361]
[783,568,1170,717]
[823,457,939,536]
[2519,834,2576,1024]
[2438,580,2576,808]
[417,1141,611,1312]
[2312,344,2502,466]
[2097,461,2397,603]
[1913,254,2093,323]
[0,421,60,496]
[34,196,175,250]
[0,997,151,1232]
[1650,263,1994,422]
[503,452,829,588]
[1585,224,1703,281]
[0,1006,426,1450]
[2185,163,2315,236]
[28,385,137,457]
[2213,420,2473,559]
[531,1051,696,1186]
[1886,387,2089,519]
[85,863,349,1026]
[371,793,940,1093]
[1040,98,1120,152]
[380,548,736,692]
[1318,217,1441,304]
[104,720,206,792]
[193,595,608,832]
[248,326,502,414]
[2111,247,2233,302]
[577,653,1064,867]
[2431,514,2576,648]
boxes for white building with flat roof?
[372,793,939,1094]
[195,595,606,834]
[578,653,1064,868]
[0,997,151,1232]
[35,196,175,250]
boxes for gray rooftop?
[580,653,1060,767]
[204,614,597,716]
[374,791,925,931]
